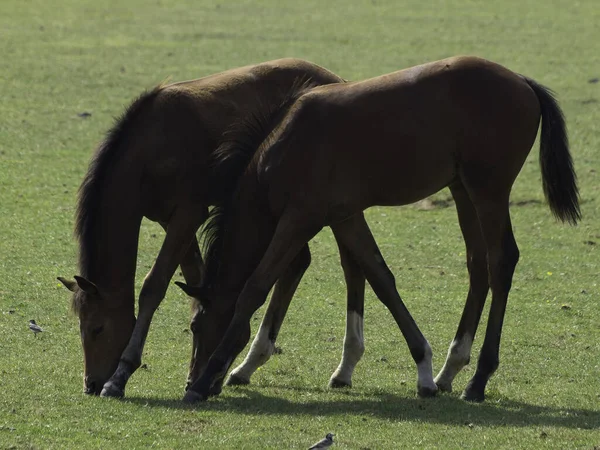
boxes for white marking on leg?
[330,310,364,387]
[416,341,437,395]
[228,322,274,383]
[434,333,473,392]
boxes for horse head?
[58,276,136,395]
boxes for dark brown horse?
[178,56,580,404]
[58,59,344,397]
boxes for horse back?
[138,58,342,174]
[261,57,541,215]
[115,59,341,217]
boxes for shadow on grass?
[123,385,600,430]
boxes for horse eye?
[91,325,104,337]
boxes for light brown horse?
[178,56,580,404]
[57,59,345,397]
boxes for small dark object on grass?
[77,112,92,118]
[588,77,599,83]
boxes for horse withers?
[178,56,580,404]
[58,59,344,397]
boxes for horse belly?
[368,153,456,206]
[333,130,458,208]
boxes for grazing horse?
[178,56,580,404]
[58,59,344,397]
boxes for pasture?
[1,0,599,448]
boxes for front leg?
[101,208,205,398]
[227,245,311,386]
[184,211,320,403]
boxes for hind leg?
[462,194,519,402]
[329,237,366,388]
[179,234,205,287]
[434,182,489,393]
[226,244,311,386]
[177,234,207,391]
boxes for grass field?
[1,0,599,448]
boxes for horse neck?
[215,180,275,298]
[79,165,143,299]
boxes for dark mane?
[75,84,165,283]
[200,78,317,290]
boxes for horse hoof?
[328,377,352,389]
[183,390,207,404]
[100,382,124,398]
[434,379,453,393]
[208,382,223,397]
[461,388,485,403]
[417,384,438,398]
[462,378,486,402]
[226,373,250,386]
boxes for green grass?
[1,0,599,448]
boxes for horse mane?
[200,77,318,290]
[74,83,166,284]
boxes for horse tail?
[522,76,581,225]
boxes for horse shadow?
[123,385,600,430]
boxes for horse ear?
[176,282,210,311]
[74,276,99,295]
[174,281,206,298]
[57,277,78,292]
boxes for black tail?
[522,77,581,225]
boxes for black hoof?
[329,378,352,389]
[461,388,485,402]
[226,373,250,386]
[100,382,124,398]
[417,385,438,398]
[209,380,223,397]
[183,390,207,404]
[462,377,486,402]
[84,385,101,396]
